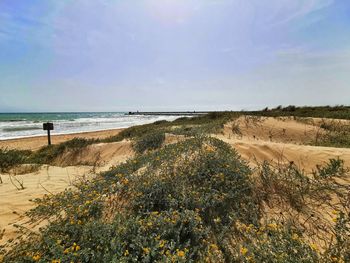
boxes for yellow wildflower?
[143,247,150,255]
[310,243,319,251]
[124,250,129,256]
[292,233,299,241]
[210,244,219,251]
[52,260,61,263]
[177,250,185,257]
[159,240,166,248]
[214,217,221,224]
[240,246,248,256]
[32,254,41,261]
[267,223,278,230]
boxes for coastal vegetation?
[1,107,350,262]
[0,149,32,173]
[252,105,350,120]
[133,131,166,154]
[1,137,349,262]
[1,106,350,171]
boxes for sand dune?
[55,140,134,168]
[0,166,92,244]
[219,136,350,172]
[219,116,350,171]
[226,116,323,145]
[0,140,134,245]
[1,116,350,246]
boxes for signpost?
[43,122,54,145]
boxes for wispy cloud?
[252,0,335,27]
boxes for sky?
[0,0,350,112]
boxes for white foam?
[0,114,182,140]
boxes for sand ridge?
[219,116,350,171]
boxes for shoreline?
[0,128,124,151]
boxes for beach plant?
[226,221,320,262]
[3,137,259,262]
[0,148,31,173]
[133,131,166,154]
[324,211,350,262]
[252,159,350,255]
[317,129,350,149]
[2,134,350,262]
[104,112,239,143]
[250,105,350,120]
[28,138,99,164]
[314,158,346,179]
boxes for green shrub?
[0,148,32,173]
[104,112,239,143]
[3,137,349,262]
[317,132,350,148]
[228,221,320,262]
[133,131,166,154]
[29,138,98,164]
[314,158,346,178]
[249,105,350,120]
[324,211,350,262]
[3,137,258,262]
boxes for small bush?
[29,138,98,164]
[0,148,32,173]
[228,221,320,262]
[133,131,166,154]
[314,158,346,178]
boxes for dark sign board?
[43,122,54,131]
[43,122,54,145]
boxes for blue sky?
[0,0,349,111]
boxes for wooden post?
[43,122,54,146]
[47,129,51,145]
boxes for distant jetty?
[128,111,216,116]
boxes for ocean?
[0,112,181,140]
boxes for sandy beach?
[0,128,124,151]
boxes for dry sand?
[219,116,350,171]
[0,128,124,151]
[0,129,133,245]
[0,166,92,244]
[0,144,134,245]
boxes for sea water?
[0,112,181,140]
